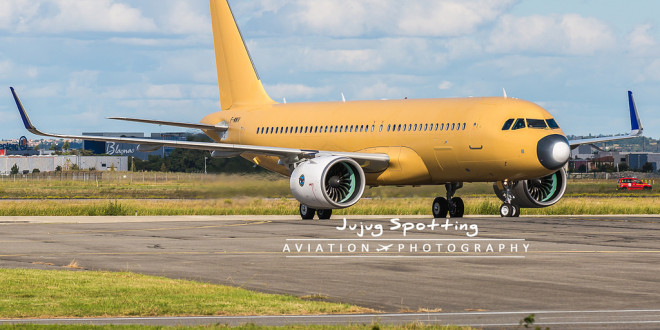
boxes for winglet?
[628,91,643,136]
[10,87,39,134]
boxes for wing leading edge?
[568,91,644,148]
[10,87,389,172]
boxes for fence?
[0,171,215,183]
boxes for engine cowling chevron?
[290,156,366,209]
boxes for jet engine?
[493,167,567,208]
[290,156,366,209]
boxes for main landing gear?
[299,204,332,220]
[498,181,520,218]
[432,182,464,218]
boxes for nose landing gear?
[432,182,464,218]
[498,181,520,218]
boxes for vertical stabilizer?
[209,0,275,110]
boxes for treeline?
[132,134,266,174]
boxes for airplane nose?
[537,134,570,170]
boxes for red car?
[618,178,652,190]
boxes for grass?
[0,196,658,216]
[0,269,372,319]
[0,173,658,215]
[0,173,657,200]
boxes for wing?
[10,87,389,172]
[569,91,644,148]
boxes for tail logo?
[299,175,305,187]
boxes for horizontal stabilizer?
[109,117,228,132]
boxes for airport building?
[82,132,187,160]
[0,155,128,174]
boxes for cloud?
[162,1,209,35]
[628,24,657,55]
[438,81,453,90]
[265,83,332,101]
[488,14,615,55]
[301,48,385,72]
[290,0,515,37]
[2,0,156,34]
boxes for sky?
[1,0,660,140]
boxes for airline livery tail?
[209,0,275,110]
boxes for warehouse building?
[0,155,128,174]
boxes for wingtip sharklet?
[628,90,643,136]
[9,86,38,132]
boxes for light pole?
[204,156,208,174]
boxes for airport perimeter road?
[2,215,660,326]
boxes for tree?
[642,162,655,173]
[71,164,80,171]
[10,164,19,175]
[618,162,629,172]
[55,165,62,172]
[63,141,70,151]
[32,168,40,173]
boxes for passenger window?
[413,124,417,131]
[387,124,391,132]
[397,124,401,131]
[512,118,526,130]
[527,119,548,129]
[462,123,466,130]
[546,118,560,129]
[434,123,438,130]
[451,123,455,130]
[403,124,407,132]
[371,125,375,132]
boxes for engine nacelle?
[494,167,567,208]
[290,156,366,209]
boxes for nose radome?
[537,134,570,170]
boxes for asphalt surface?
[2,214,660,328]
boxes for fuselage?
[200,96,567,186]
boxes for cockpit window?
[527,119,548,129]
[546,118,560,129]
[501,118,514,130]
[511,118,526,130]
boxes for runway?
[2,214,660,327]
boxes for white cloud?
[438,81,453,90]
[355,81,407,100]
[628,24,657,55]
[265,83,332,101]
[302,49,384,72]
[145,84,183,99]
[162,1,209,35]
[2,0,156,34]
[488,14,615,55]
[397,0,515,37]
[290,0,515,37]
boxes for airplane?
[10,0,644,219]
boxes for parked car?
[618,177,652,190]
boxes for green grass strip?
[0,269,371,319]
[0,196,659,216]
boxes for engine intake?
[290,156,366,209]
[494,167,567,208]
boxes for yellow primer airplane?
[11,0,644,218]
